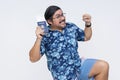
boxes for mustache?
[60,19,65,23]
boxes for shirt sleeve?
[75,26,85,41]
[40,38,46,56]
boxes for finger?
[83,14,91,20]
[83,13,91,17]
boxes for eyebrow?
[54,13,63,16]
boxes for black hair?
[44,5,61,20]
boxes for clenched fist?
[82,14,91,23]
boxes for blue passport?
[37,21,48,33]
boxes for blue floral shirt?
[40,23,85,80]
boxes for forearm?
[84,26,92,41]
[29,38,42,62]
[82,14,92,41]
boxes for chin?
[62,23,66,28]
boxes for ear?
[47,19,52,25]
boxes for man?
[29,5,109,80]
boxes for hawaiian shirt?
[40,22,85,80]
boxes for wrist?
[36,36,43,40]
[85,22,91,27]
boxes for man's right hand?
[35,27,45,39]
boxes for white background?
[0,0,120,80]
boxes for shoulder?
[66,22,77,27]
[66,22,79,29]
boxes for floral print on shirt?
[40,23,85,80]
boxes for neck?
[50,26,63,32]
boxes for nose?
[60,15,65,20]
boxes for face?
[48,9,66,30]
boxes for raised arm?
[29,27,44,62]
[82,14,92,41]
